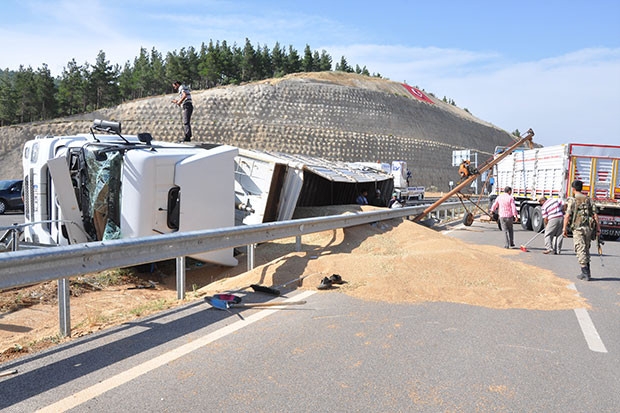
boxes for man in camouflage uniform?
[562,180,600,281]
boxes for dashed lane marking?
[568,284,608,353]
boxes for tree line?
[0,38,378,126]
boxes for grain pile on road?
[203,206,587,311]
[1,206,587,362]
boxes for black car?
[0,179,24,214]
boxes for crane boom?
[413,129,535,222]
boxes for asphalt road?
[1,218,619,412]
[0,212,24,228]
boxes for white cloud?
[330,44,620,147]
[438,48,620,146]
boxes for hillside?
[0,72,518,188]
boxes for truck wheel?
[520,205,532,230]
[531,206,545,233]
[0,199,6,215]
[463,212,474,226]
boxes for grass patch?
[129,299,171,317]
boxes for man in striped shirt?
[490,186,519,248]
[539,196,565,254]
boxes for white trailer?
[347,160,424,202]
[22,121,239,266]
[492,143,620,238]
[390,161,425,201]
[235,149,394,225]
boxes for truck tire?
[463,212,474,226]
[520,205,532,230]
[531,206,545,233]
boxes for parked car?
[0,179,24,214]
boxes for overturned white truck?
[22,120,239,266]
[21,120,395,265]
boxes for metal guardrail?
[0,201,468,335]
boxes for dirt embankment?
[0,71,516,188]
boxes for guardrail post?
[11,226,18,251]
[176,256,186,300]
[295,235,301,252]
[247,243,255,271]
[58,278,71,337]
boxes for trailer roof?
[239,149,392,183]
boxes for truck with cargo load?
[491,143,620,239]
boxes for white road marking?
[567,283,608,353]
[444,230,608,353]
[36,290,316,413]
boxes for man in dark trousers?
[172,81,193,142]
[539,196,565,254]
[563,179,600,281]
[490,186,518,248]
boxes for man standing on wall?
[562,180,600,281]
[172,81,193,142]
[490,186,518,249]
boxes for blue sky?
[1,0,618,147]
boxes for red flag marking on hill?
[401,84,434,104]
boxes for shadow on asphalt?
[0,298,223,408]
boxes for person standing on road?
[388,193,403,209]
[370,189,386,207]
[539,196,565,254]
[562,179,600,281]
[172,81,193,142]
[490,186,518,248]
[356,189,369,205]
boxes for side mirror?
[137,133,153,146]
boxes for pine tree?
[88,51,120,110]
[0,70,17,125]
[34,64,57,120]
[57,59,88,115]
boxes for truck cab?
[22,121,239,266]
